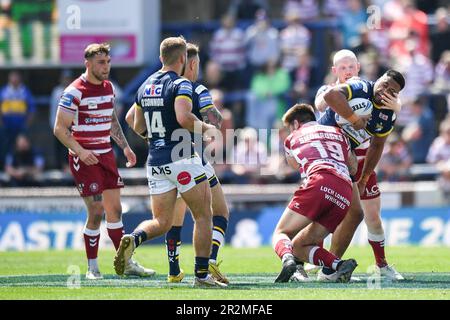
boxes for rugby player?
[273,103,359,283]
[114,37,226,287]
[53,43,154,280]
[124,43,230,284]
[317,68,406,281]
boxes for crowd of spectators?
[0,0,449,187]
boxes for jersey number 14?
[144,111,166,138]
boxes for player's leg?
[103,188,155,277]
[114,189,178,276]
[292,222,358,283]
[208,180,230,283]
[166,197,187,282]
[273,207,311,283]
[362,196,404,280]
[180,179,224,286]
[82,194,105,280]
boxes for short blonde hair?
[333,49,357,66]
[160,36,187,66]
[84,43,110,59]
[187,43,200,59]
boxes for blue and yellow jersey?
[0,85,36,129]
[191,82,214,165]
[318,79,396,148]
[135,71,194,166]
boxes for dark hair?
[282,103,316,126]
[187,43,200,59]
[385,69,405,90]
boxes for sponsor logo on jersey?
[89,183,99,193]
[177,171,192,185]
[143,84,163,97]
[84,116,111,124]
[375,123,384,132]
[87,100,98,109]
[379,112,388,121]
[60,94,74,108]
[151,166,172,175]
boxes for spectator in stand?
[283,0,319,22]
[245,9,280,73]
[359,51,389,82]
[427,118,450,165]
[280,11,311,74]
[432,51,450,112]
[231,127,268,184]
[430,7,450,65]
[322,0,349,19]
[0,71,36,168]
[351,26,379,58]
[402,97,436,163]
[388,0,429,60]
[4,133,44,186]
[291,49,320,104]
[396,33,434,127]
[203,60,223,90]
[208,89,235,184]
[209,14,247,91]
[49,69,73,170]
[247,59,291,130]
[377,133,413,182]
[228,0,267,20]
[436,160,450,203]
[340,0,368,48]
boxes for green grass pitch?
[0,245,449,300]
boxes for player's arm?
[111,108,136,167]
[198,91,223,129]
[53,108,99,165]
[323,84,368,130]
[175,96,215,133]
[357,134,388,194]
[132,103,147,136]
[125,104,147,139]
[314,85,330,113]
[347,149,358,177]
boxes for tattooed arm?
[110,109,137,167]
[200,105,223,129]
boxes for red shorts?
[354,159,380,200]
[68,150,124,197]
[288,172,353,233]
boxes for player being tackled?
[273,103,359,283]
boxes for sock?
[195,257,210,279]
[368,232,387,267]
[83,227,100,266]
[210,216,228,263]
[88,258,99,271]
[309,246,341,270]
[317,240,324,248]
[131,229,147,248]
[107,221,124,250]
[273,234,293,260]
[166,226,182,276]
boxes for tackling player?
[53,43,154,279]
[273,103,359,283]
[317,69,406,281]
[114,37,226,287]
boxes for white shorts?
[146,156,207,195]
[175,161,219,199]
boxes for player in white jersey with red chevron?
[312,50,404,281]
[53,43,154,280]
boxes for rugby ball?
[335,98,373,126]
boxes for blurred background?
[0,0,449,251]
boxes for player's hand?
[79,149,99,166]
[351,114,370,130]
[380,92,401,113]
[357,178,368,196]
[123,146,136,168]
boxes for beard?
[92,70,109,82]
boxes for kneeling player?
[273,103,358,283]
